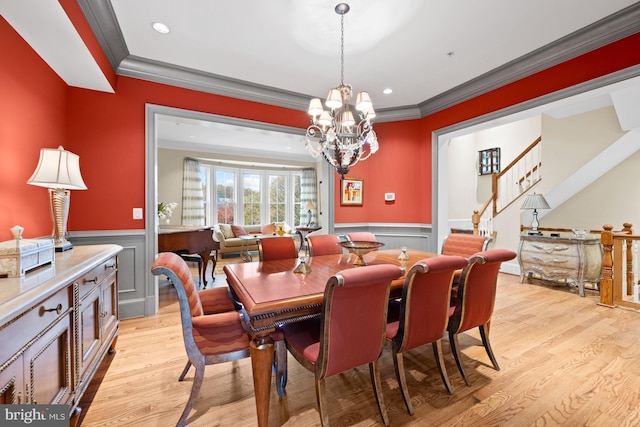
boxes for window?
[268,173,286,223]
[292,174,301,226]
[202,164,302,227]
[243,172,261,225]
[215,168,236,224]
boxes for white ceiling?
[2,0,639,161]
[110,0,636,110]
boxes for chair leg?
[392,351,413,415]
[177,359,205,427]
[369,360,390,425]
[479,323,500,371]
[432,340,453,394]
[178,361,191,381]
[315,378,330,427]
[274,339,288,397]
[449,331,471,386]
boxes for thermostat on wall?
[384,192,395,201]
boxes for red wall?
[0,17,69,240]
[333,119,425,223]
[1,8,640,241]
[65,77,311,232]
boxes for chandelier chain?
[340,14,345,86]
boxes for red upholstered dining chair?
[441,233,492,256]
[307,234,342,256]
[442,233,493,287]
[447,248,516,386]
[280,264,403,426]
[258,236,298,261]
[386,255,469,415]
[347,231,377,242]
[150,252,250,427]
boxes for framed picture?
[478,147,500,175]
[341,178,363,206]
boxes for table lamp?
[521,192,550,235]
[27,146,87,251]
[305,200,315,226]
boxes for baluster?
[626,236,634,296]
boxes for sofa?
[213,223,294,258]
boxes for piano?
[158,225,220,288]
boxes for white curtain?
[301,168,317,226]
[182,158,205,226]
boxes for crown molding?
[418,3,640,116]
[81,1,640,120]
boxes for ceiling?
[2,0,639,161]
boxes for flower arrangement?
[157,202,178,219]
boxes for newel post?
[472,210,480,236]
[599,224,614,307]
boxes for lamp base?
[293,259,312,274]
[55,240,74,252]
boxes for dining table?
[223,248,437,427]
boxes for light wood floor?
[78,260,640,427]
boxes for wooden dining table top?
[224,248,437,330]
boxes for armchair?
[150,252,250,426]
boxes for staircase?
[472,136,542,235]
[472,129,640,236]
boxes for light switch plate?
[384,192,395,201]
[133,208,143,219]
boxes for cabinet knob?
[43,303,63,315]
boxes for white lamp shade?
[340,111,355,127]
[318,111,333,127]
[325,89,343,109]
[520,193,550,210]
[27,146,87,190]
[363,106,376,120]
[305,201,315,210]
[308,98,324,116]
[355,92,372,112]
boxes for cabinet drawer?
[0,286,71,368]
[522,262,576,280]
[519,251,579,269]
[521,240,579,257]
[78,256,117,299]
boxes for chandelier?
[305,3,378,178]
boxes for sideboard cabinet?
[0,244,121,424]
[518,234,602,297]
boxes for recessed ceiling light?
[152,22,170,34]
[383,88,393,95]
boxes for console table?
[518,233,602,297]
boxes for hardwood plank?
[78,264,640,426]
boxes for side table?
[518,233,602,297]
